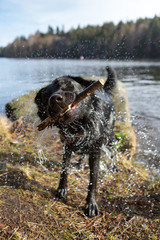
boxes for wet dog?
[35,66,116,217]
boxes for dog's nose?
[49,94,63,106]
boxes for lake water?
[0,58,160,177]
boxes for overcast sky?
[0,0,160,47]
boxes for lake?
[0,58,159,177]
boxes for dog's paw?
[85,201,99,217]
[56,188,67,199]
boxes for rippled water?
[0,58,159,177]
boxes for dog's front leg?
[56,145,72,199]
[85,150,100,217]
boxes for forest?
[0,16,160,59]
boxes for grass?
[0,115,159,239]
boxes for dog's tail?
[103,66,116,94]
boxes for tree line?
[1,16,160,59]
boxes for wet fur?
[35,66,116,217]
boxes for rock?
[6,89,39,123]
[5,77,136,157]
[5,78,131,123]
[112,80,130,122]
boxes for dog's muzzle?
[48,91,77,119]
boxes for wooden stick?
[70,78,105,107]
[37,78,105,131]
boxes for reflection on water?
[0,58,159,177]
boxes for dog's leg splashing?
[85,149,100,217]
[56,145,72,199]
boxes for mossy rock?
[6,89,39,123]
[5,78,130,123]
[5,78,136,156]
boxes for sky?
[0,0,160,47]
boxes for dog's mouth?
[56,103,79,125]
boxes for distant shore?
[1,16,160,59]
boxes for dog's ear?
[69,76,94,88]
[35,88,45,106]
[35,88,49,121]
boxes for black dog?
[35,66,116,217]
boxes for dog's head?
[35,76,94,125]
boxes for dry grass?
[0,115,159,239]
